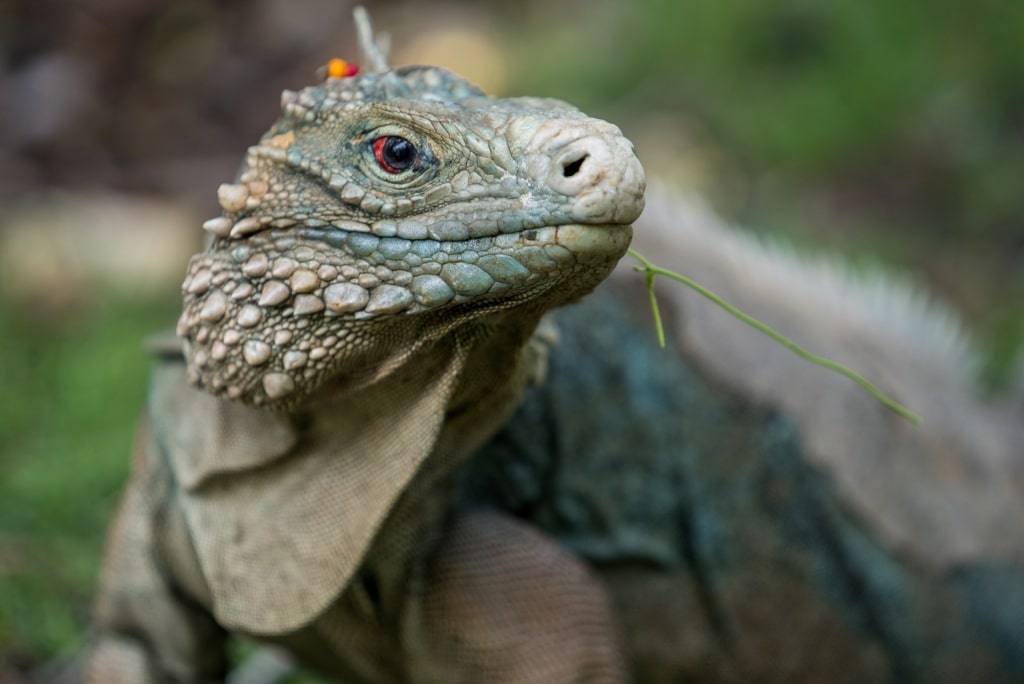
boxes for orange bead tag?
[325,58,359,79]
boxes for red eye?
[372,136,417,174]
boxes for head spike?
[353,6,390,73]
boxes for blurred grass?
[1,0,1022,678]
[0,293,179,668]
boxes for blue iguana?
[86,9,1024,683]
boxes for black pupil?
[383,137,415,170]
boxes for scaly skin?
[178,66,643,408]
[86,23,644,684]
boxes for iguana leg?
[85,416,228,684]
[415,509,626,683]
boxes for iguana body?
[86,13,1024,684]
[468,190,1024,682]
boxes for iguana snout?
[517,117,645,227]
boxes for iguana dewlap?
[85,11,1024,684]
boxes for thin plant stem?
[628,248,922,425]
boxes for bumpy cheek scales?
[178,228,577,406]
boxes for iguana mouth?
[203,159,641,246]
[199,211,630,260]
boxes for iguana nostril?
[562,154,588,178]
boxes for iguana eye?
[372,136,417,174]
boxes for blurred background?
[1,0,1022,679]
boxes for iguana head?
[178,18,645,408]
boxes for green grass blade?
[628,248,922,425]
